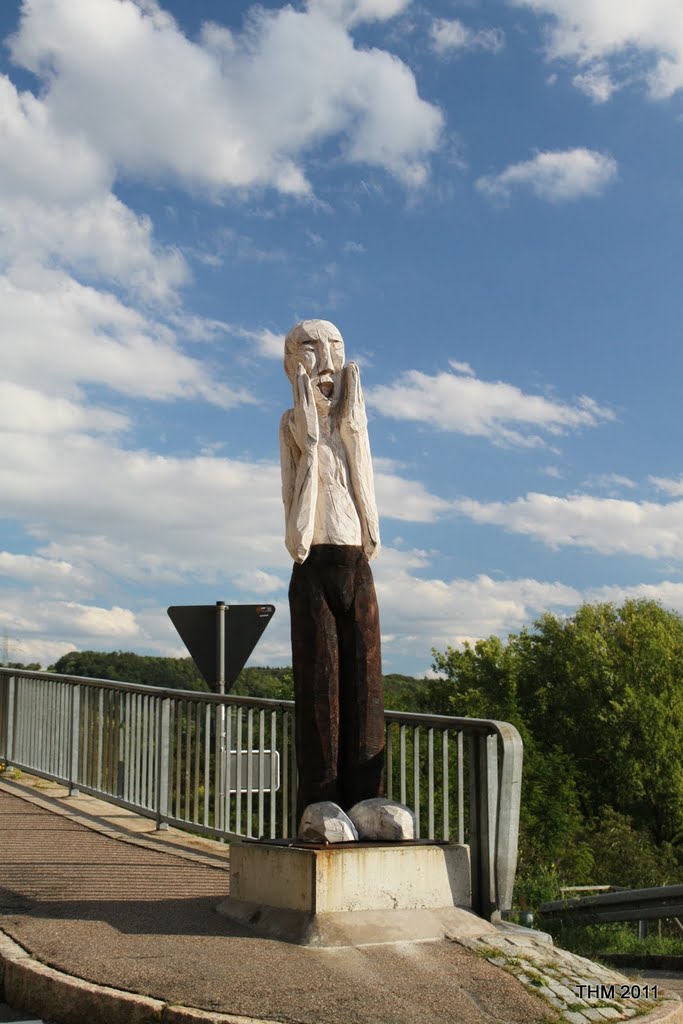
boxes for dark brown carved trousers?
[289,544,385,826]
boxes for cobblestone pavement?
[455,931,676,1022]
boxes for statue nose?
[318,340,333,373]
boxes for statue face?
[284,319,345,411]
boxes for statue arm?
[280,375,319,563]
[339,363,380,560]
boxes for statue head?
[284,319,345,411]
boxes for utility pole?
[1,629,21,667]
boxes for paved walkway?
[0,776,681,1024]
[0,1004,45,1023]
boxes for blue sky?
[1,0,683,675]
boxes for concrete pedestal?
[217,841,493,946]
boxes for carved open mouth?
[318,378,334,399]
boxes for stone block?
[229,840,470,914]
[348,797,416,841]
[298,801,358,843]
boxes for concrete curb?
[639,999,683,1023]
[0,932,278,1024]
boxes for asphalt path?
[0,1004,47,1023]
[0,783,555,1024]
[625,970,683,998]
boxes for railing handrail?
[0,667,514,737]
[0,667,295,709]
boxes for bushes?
[432,599,683,914]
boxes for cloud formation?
[476,148,618,203]
[374,567,581,656]
[369,363,614,446]
[650,474,683,497]
[307,0,411,27]
[10,0,442,193]
[430,18,504,57]
[456,491,683,560]
[0,264,247,409]
[512,0,683,99]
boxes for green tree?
[50,650,209,691]
[432,599,683,896]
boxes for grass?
[540,919,683,959]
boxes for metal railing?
[539,885,683,926]
[0,667,522,919]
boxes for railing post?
[468,732,499,920]
[494,723,523,916]
[68,684,81,796]
[3,674,16,769]
[156,696,171,831]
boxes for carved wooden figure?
[280,320,385,828]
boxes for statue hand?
[291,364,319,452]
[339,362,367,437]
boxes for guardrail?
[0,666,522,919]
[539,885,683,926]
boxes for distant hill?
[48,651,434,711]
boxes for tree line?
[431,598,683,905]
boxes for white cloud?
[476,148,618,203]
[456,491,683,560]
[0,431,286,583]
[0,194,187,303]
[430,18,504,56]
[449,359,475,377]
[0,591,140,656]
[10,0,442,193]
[369,364,614,446]
[0,382,127,436]
[374,565,581,654]
[228,326,285,361]
[572,65,618,104]
[588,473,637,492]
[0,264,248,408]
[0,75,109,204]
[60,603,140,637]
[650,474,683,496]
[511,0,683,99]
[586,581,683,616]
[231,569,288,593]
[0,552,80,585]
[307,0,411,27]
[0,74,187,302]
[374,461,454,521]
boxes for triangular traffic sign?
[168,603,275,692]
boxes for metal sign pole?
[216,601,226,697]
[216,601,226,834]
